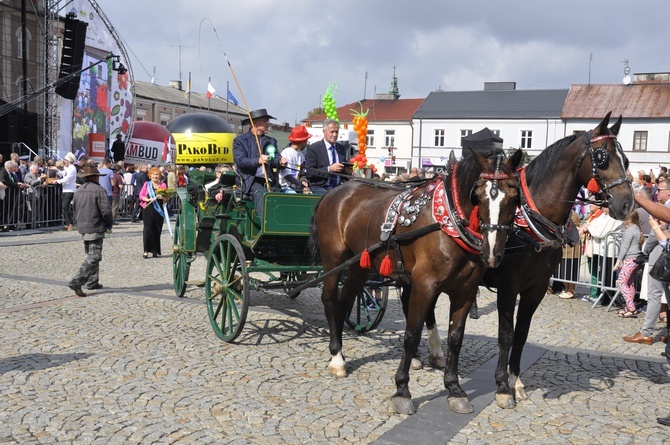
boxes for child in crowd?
[613,211,644,317]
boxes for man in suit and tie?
[305,119,347,194]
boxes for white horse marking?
[484,181,507,260]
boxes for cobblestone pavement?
[1,223,669,444]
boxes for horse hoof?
[328,365,347,378]
[391,396,416,415]
[448,397,474,414]
[428,355,446,369]
[410,357,423,370]
[495,393,517,409]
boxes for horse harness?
[378,153,516,264]
[514,131,629,251]
[576,131,631,205]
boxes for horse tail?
[308,198,322,265]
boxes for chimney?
[633,73,670,84]
[484,82,516,91]
[169,80,183,90]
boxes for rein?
[288,222,442,296]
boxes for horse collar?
[516,167,566,248]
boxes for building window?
[384,130,395,148]
[366,130,375,148]
[520,130,533,149]
[491,129,501,137]
[633,131,648,151]
[17,30,23,59]
[460,129,472,139]
[434,129,445,147]
[15,28,31,60]
[160,113,171,126]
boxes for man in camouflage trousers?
[67,163,114,297]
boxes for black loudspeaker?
[55,17,88,100]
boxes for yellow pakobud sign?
[171,132,235,165]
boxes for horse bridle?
[575,131,631,204]
[476,153,519,232]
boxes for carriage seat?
[205,171,237,207]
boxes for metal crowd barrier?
[552,231,627,311]
[0,181,181,232]
[0,184,65,230]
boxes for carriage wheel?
[206,234,249,342]
[172,214,190,298]
[345,286,389,333]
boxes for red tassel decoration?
[379,255,393,277]
[359,249,371,269]
[469,205,480,232]
[587,177,600,194]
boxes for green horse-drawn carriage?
[171,169,389,342]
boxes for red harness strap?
[515,167,545,242]
[430,165,482,255]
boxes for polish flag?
[206,82,216,99]
[162,136,171,163]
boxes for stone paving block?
[1,225,670,443]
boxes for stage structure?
[44,0,133,159]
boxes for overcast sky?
[95,0,670,125]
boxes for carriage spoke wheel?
[345,286,389,333]
[206,234,249,342]
[172,214,190,298]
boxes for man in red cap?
[279,125,311,193]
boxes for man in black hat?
[233,108,287,218]
[67,163,114,297]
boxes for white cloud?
[94,0,670,124]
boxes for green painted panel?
[176,188,198,252]
[262,193,321,234]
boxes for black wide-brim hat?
[77,163,107,178]
[241,108,276,126]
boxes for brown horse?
[420,112,634,411]
[310,148,523,415]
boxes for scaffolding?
[43,0,60,158]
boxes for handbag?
[634,252,649,265]
[649,244,670,282]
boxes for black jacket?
[73,181,114,234]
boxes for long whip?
[199,18,271,192]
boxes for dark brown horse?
[420,112,634,411]
[310,148,523,415]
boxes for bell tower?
[390,65,400,99]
